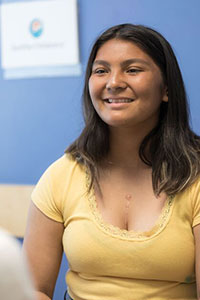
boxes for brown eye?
[127,68,142,74]
[93,68,107,74]
[96,69,106,74]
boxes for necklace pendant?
[125,194,132,200]
[125,194,132,209]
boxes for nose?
[106,71,127,92]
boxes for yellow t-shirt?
[32,154,200,300]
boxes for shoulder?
[187,176,200,199]
[46,153,81,174]
[41,153,85,185]
[179,176,200,227]
[176,176,200,199]
[173,176,200,214]
[33,153,86,199]
[31,154,86,222]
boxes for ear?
[162,87,168,102]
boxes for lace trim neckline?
[86,170,174,241]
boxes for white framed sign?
[0,0,81,79]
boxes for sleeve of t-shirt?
[192,177,200,227]
[31,158,64,223]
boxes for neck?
[106,126,151,169]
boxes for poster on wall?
[0,0,81,79]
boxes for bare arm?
[23,201,64,300]
[194,224,200,299]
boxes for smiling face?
[88,38,168,130]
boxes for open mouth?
[104,98,134,103]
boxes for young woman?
[23,24,200,300]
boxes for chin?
[102,118,133,128]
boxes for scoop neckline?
[85,171,175,241]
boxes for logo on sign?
[30,19,43,38]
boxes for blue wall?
[1,0,200,299]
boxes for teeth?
[107,99,133,103]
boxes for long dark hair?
[67,23,200,195]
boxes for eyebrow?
[92,58,150,68]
